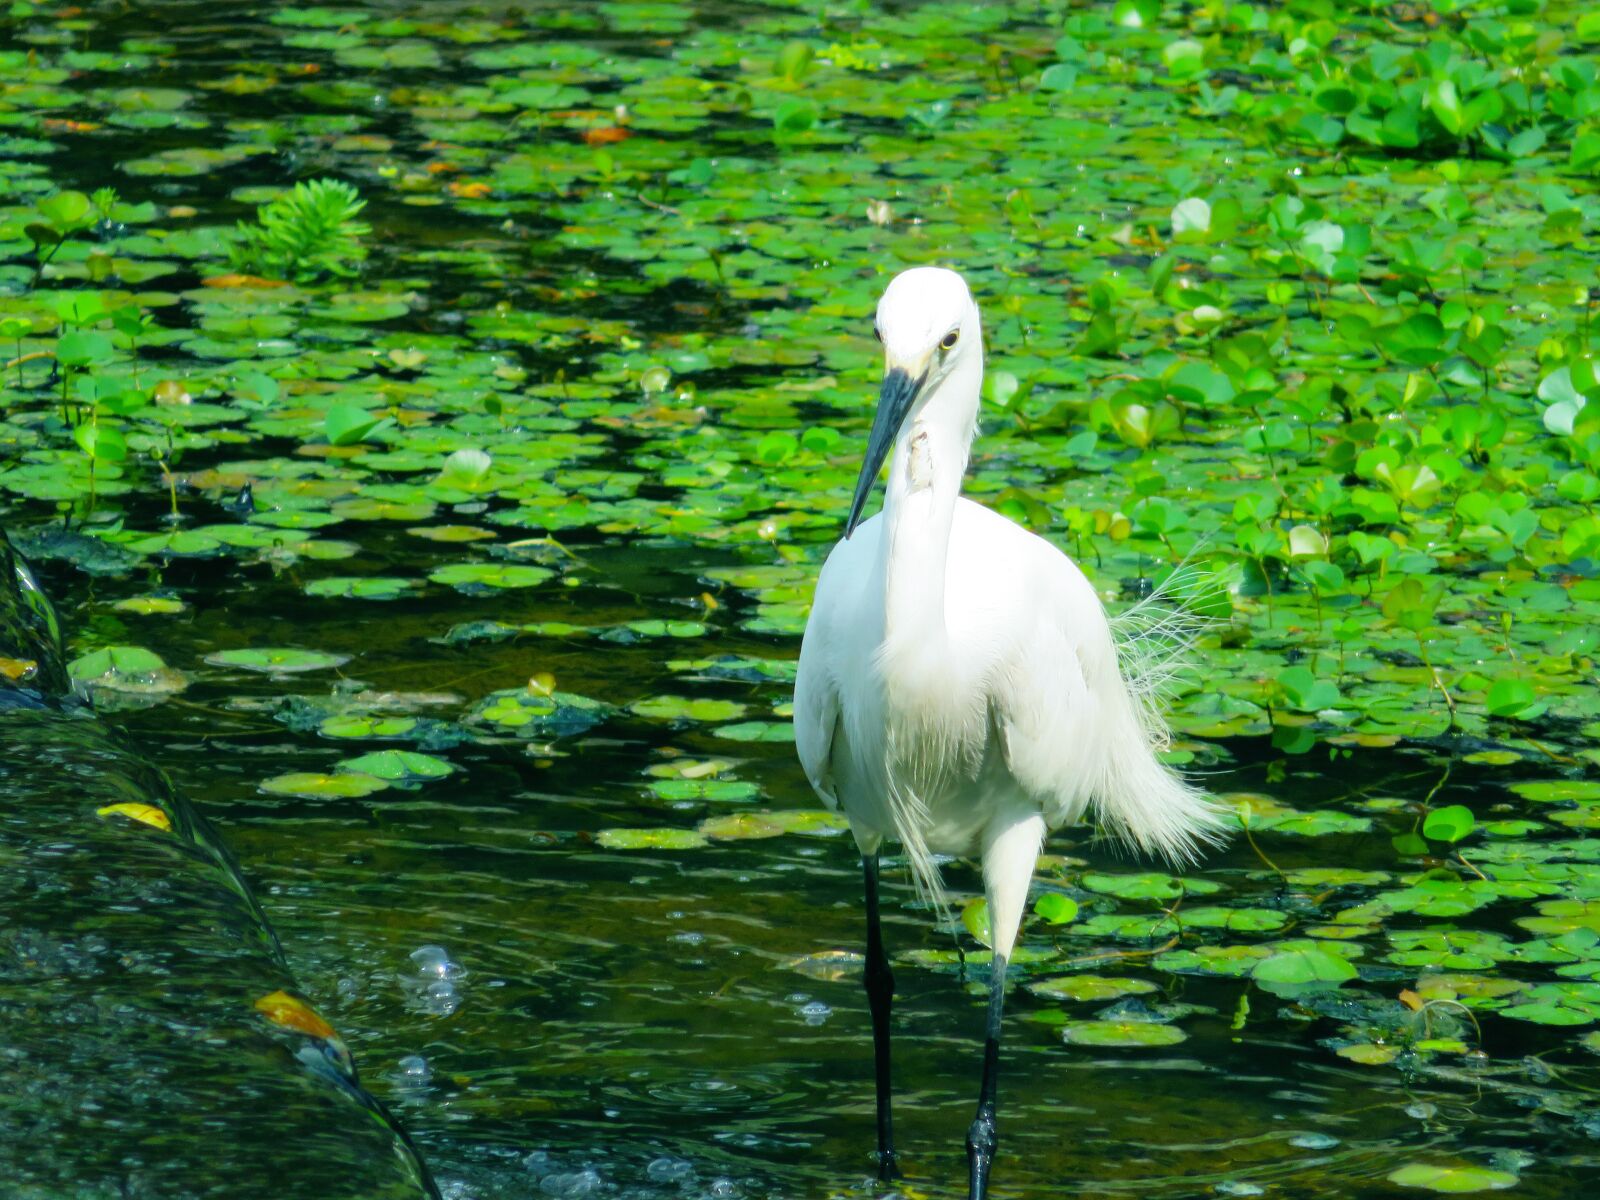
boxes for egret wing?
[986,538,1223,859]
[793,628,841,809]
[985,557,1112,829]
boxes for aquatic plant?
[228,178,370,283]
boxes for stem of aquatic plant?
[1239,811,1288,884]
[5,350,52,383]
[1413,632,1457,728]
[1454,850,1488,882]
[85,409,98,520]
[1498,611,1518,666]
[1061,933,1181,971]
[1404,762,1454,847]
[1425,361,1453,402]
[1247,406,1288,500]
[32,239,64,287]
[153,445,179,521]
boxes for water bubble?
[1290,1132,1339,1150]
[1407,1102,1437,1120]
[403,946,465,1016]
[540,1168,603,1197]
[671,931,705,946]
[646,1156,696,1183]
[703,1179,739,1198]
[799,1001,832,1025]
[1217,1184,1264,1197]
[410,945,462,980]
[422,980,460,1017]
[397,1054,431,1084]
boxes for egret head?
[845,267,982,537]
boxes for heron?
[793,266,1223,1199]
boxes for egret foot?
[965,1104,997,1200]
[875,1147,902,1183]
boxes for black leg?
[862,852,900,1181]
[966,953,1008,1200]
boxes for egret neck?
[878,340,981,684]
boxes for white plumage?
[791,266,1223,1198]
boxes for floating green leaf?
[596,827,710,851]
[1060,1020,1186,1048]
[205,648,351,674]
[1386,1164,1519,1194]
[259,771,390,799]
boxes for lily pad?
[468,688,612,738]
[1252,948,1359,994]
[596,827,710,851]
[1060,1020,1187,1048]
[206,647,351,674]
[713,721,794,743]
[428,562,554,592]
[67,645,187,706]
[646,778,760,803]
[336,750,454,781]
[698,809,849,840]
[304,576,419,601]
[630,695,748,723]
[259,771,390,799]
[1029,975,1158,1003]
[1386,1164,1519,1193]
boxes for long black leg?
[862,852,900,1181]
[966,953,1008,1200]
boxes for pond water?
[5,0,1600,1197]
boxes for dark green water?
[4,1,1600,1197]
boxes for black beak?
[845,367,923,538]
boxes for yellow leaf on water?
[1338,1043,1401,1065]
[254,990,339,1041]
[95,803,172,832]
[0,657,36,681]
[202,273,288,289]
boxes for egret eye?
[940,329,960,351]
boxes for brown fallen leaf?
[201,273,288,289]
[582,125,630,146]
[254,990,339,1041]
[96,802,173,832]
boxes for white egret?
[793,267,1223,1198]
